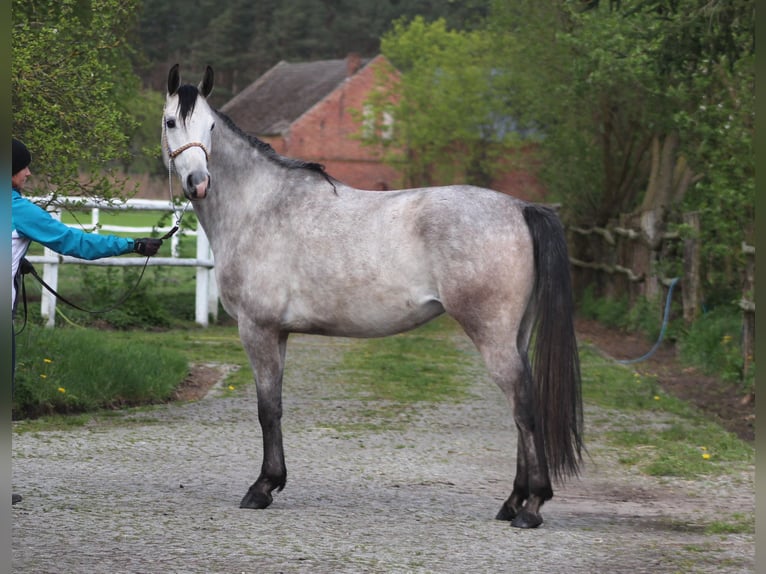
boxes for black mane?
[214,108,330,177]
[175,83,332,182]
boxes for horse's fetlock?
[532,484,553,502]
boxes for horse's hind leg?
[495,425,530,521]
[467,328,552,529]
[493,350,552,528]
[238,322,289,510]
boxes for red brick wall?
[489,145,547,202]
[281,55,402,190]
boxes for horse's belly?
[284,293,445,338]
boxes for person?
[11,137,163,505]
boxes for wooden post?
[741,242,755,378]
[682,212,701,325]
[195,225,211,327]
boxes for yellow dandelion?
[43,358,53,364]
[721,335,732,344]
[654,395,660,401]
[228,385,235,391]
[702,453,711,460]
[40,374,47,379]
[57,387,66,393]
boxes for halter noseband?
[168,141,209,161]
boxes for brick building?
[221,54,399,191]
[220,54,544,200]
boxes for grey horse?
[162,65,583,529]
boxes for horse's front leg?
[238,324,289,510]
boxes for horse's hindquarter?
[411,187,535,330]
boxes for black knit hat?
[13,138,32,175]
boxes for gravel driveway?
[12,334,754,573]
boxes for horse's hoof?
[239,489,272,509]
[495,503,518,521]
[510,509,543,529]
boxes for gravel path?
[12,334,754,573]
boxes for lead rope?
[163,125,192,240]
[164,159,191,240]
[15,256,152,326]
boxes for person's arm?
[13,195,134,259]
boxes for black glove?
[133,237,163,256]
[20,257,36,275]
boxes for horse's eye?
[166,119,176,129]
[210,122,215,131]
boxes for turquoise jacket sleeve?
[12,190,135,259]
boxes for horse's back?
[399,184,529,244]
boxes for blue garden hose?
[617,277,680,365]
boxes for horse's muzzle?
[185,172,211,200]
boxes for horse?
[162,64,583,529]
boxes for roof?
[220,56,371,136]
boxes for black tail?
[522,204,583,482]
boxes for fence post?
[195,225,211,326]
[741,242,755,378]
[41,211,61,327]
[207,256,218,323]
[171,207,183,258]
[682,211,701,325]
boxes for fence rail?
[24,195,218,327]
[568,219,755,377]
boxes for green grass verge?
[13,324,188,418]
[338,316,472,403]
[580,345,754,478]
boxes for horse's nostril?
[187,172,210,199]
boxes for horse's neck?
[196,135,278,251]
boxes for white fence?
[24,196,218,327]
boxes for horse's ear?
[168,64,180,95]
[199,65,214,98]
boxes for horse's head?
[163,64,215,200]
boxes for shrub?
[678,307,750,387]
[578,285,630,329]
[80,266,172,329]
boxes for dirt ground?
[13,326,754,574]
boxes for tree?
[362,16,516,188]
[135,0,494,99]
[489,0,754,305]
[12,0,143,199]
